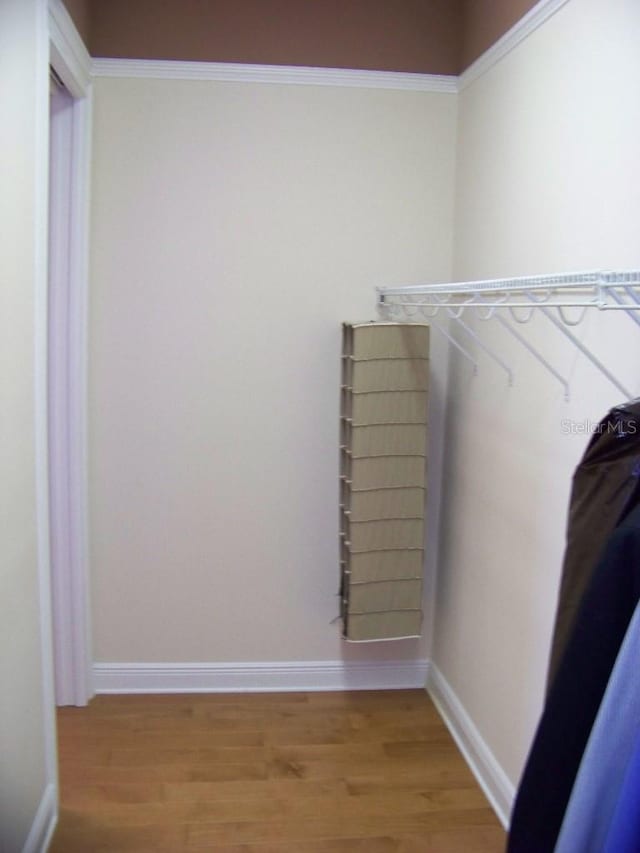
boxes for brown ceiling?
[63,0,539,76]
[459,0,541,70]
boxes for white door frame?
[48,0,93,706]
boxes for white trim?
[35,0,58,810]
[48,87,94,706]
[67,89,94,704]
[458,0,571,90]
[426,664,515,829]
[48,0,94,706]
[91,58,457,93]
[21,782,57,853]
[94,659,430,694]
[90,0,572,94]
[48,0,91,97]
[48,81,74,705]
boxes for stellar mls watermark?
[560,418,638,436]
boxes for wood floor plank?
[58,760,271,785]
[184,808,499,846]
[53,787,490,829]
[52,690,507,852]
[164,777,350,802]
[194,840,400,853]
[58,729,266,749]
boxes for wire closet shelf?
[376,270,640,401]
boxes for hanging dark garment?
[507,502,640,853]
[546,399,640,691]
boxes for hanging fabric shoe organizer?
[340,322,430,641]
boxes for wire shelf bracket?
[377,269,640,400]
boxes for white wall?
[0,0,57,849]
[434,0,640,793]
[89,77,456,666]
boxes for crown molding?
[91,58,457,93]
[458,0,571,90]
[48,0,92,97]
[88,0,568,95]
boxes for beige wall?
[89,78,456,664]
[435,0,640,789]
[0,0,56,848]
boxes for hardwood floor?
[51,690,506,852]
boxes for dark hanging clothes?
[546,399,640,690]
[506,501,640,853]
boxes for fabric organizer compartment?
[345,610,423,643]
[346,423,428,457]
[345,517,425,551]
[347,548,424,583]
[339,321,429,642]
[350,390,427,425]
[348,579,424,613]
[349,358,429,392]
[342,452,426,489]
[342,484,425,522]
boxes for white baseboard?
[94,659,430,694]
[426,664,514,829]
[22,782,57,853]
